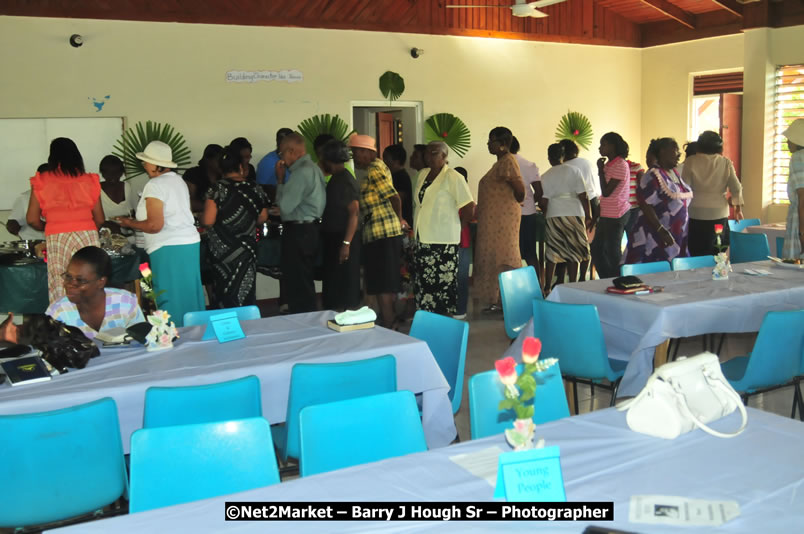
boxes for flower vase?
[505,418,536,451]
[712,252,731,280]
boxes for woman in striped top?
[591,132,632,279]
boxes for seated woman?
[625,138,692,264]
[0,246,145,342]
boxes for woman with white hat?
[116,141,204,326]
[782,118,804,260]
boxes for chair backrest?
[738,310,804,390]
[620,261,672,276]
[730,232,770,264]
[671,255,716,271]
[408,310,469,414]
[499,266,543,340]
[728,218,761,233]
[468,362,570,440]
[143,375,262,428]
[534,299,617,381]
[129,418,279,513]
[281,354,397,461]
[0,398,128,527]
[776,236,784,258]
[299,391,427,477]
[183,305,261,327]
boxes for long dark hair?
[601,132,629,159]
[48,137,85,176]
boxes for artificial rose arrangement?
[494,337,558,450]
[139,262,165,312]
[712,224,731,280]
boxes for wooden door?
[720,93,742,178]
[376,112,395,157]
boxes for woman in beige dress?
[474,127,525,311]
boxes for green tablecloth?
[0,253,142,314]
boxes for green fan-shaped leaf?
[555,110,594,151]
[112,120,192,180]
[379,71,405,102]
[297,114,356,163]
[424,113,471,158]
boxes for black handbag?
[24,314,100,373]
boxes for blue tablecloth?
[506,260,804,396]
[0,311,455,451]
[50,407,804,533]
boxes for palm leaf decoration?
[379,71,405,102]
[297,114,355,162]
[424,113,471,158]
[555,111,594,151]
[112,121,192,180]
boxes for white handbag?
[616,352,748,439]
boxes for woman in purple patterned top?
[625,138,693,264]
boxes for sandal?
[481,304,501,313]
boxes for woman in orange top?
[27,138,105,303]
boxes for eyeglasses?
[61,273,98,287]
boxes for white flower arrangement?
[145,310,178,351]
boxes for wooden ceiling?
[1,0,803,48]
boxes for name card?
[493,446,566,502]
[202,312,246,343]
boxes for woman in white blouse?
[412,141,475,316]
[116,141,204,326]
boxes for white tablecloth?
[0,311,456,450]
[50,408,804,533]
[745,223,786,256]
[506,261,804,396]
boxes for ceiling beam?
[638,0,696,29]
[710,0,743,18]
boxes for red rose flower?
[442,132,448,138]
[573,129,579,136]
[522,337,542,364]
[495,356,518,385]
[714,224,723,234]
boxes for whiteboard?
[0,117,124,210]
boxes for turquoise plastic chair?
[776,236,784,258]
[671,256,716,271]
[499,266,543,340]
[620,261,671,276]
[534,299,627,413]
[0,398,128,528]
[408,310,469,414]
[273,355,397,462]
[299,391,427,477]
[129,418,279,513]
[143,375,262,428]
[183,305,261,327]
[730,232,770,263]
[721,310,804,406]
[468,362,570,440]
[728,218,760,233]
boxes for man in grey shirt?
[276,132,326,313]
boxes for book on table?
[2,356,52,386]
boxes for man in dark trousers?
[275,132,327,313]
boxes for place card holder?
[201,311,246,343]
[493,445,566,502]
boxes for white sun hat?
[136,141,177,168]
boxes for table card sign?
[202,312,246,343]
[493,445,566,502]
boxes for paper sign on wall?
[226,70,303,83]
[493,446,566,502]
[202,311,246,343]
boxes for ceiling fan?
[446,0,568,18]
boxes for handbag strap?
[675,372,748,438]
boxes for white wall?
[0,15,643,200]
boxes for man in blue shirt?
[256,127,293,202]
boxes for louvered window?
[773,64,804,204]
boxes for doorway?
[350,101,424,167]
[691,92,743,177]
